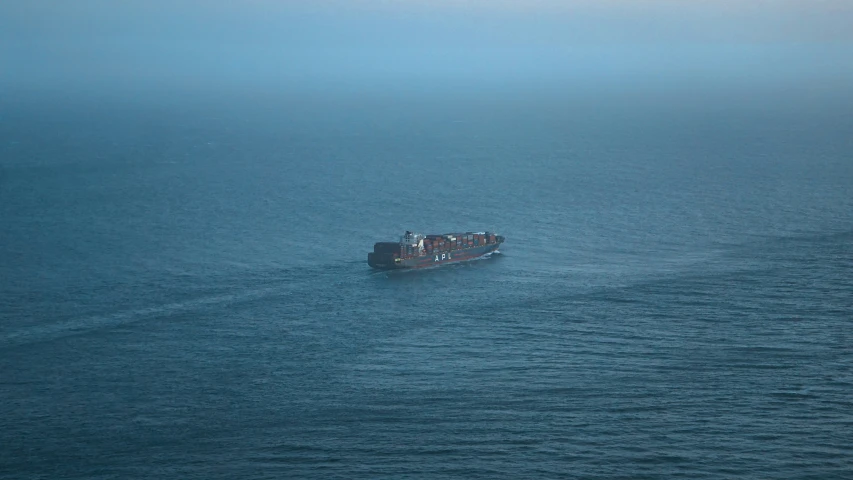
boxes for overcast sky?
[2,1,852,94]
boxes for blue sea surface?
[1,86,852,479]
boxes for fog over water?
[3,1,852,96]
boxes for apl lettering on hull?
[367,230,504,270]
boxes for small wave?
[1,287,286,349]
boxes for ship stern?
[368,252,402,270]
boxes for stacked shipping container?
[383,232,499,259]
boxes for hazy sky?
[2,1,852,94]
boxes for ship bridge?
[402,231,425,254]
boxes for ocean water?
[1,86,852,479]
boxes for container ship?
[368,230,504,270]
